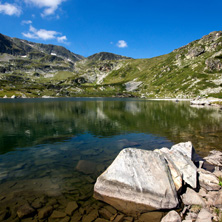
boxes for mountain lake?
[0,98,222,221]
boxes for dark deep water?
[0,98,222,221]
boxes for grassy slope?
[102,34,222,98]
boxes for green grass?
[219,176,222,187]
[48,71,76,81]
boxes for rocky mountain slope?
[0,31,222,98]
[0,33,84,61]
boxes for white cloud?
[24,0,66,16]
[22,25,67,43]
[57,35,67,43]
[117,40,128,48]
[21,20,32,25]
[0,2,21,16]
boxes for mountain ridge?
[0,33,132,61]
[0,31,222,98]
[0,33,85,62]
[87,52,132,61]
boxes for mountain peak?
[0,33,84,62]
[87,52,132,61]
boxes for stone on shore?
[204,150,222,167]
[195,208,213,222]
[181,187,206,207]
[185,212,198,221]
[94,148,178,215]
[198,168,220,191]
[213,170,222,178]
[213,189,222,208]
[190,98,211,106]
[205,190,222,208]
[171,141,194,160]
[161,210,181,222]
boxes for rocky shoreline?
[0,142,221,222]
[94,142,222,222]
[191,98,222,109]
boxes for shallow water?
[0,98,222,221]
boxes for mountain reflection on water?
[0,98,222,155]
[0,98,222,221]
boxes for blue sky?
[0,0,222,59]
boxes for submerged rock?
[38,206,53,219]
[65,201,78,216]
[17,204,35,219]
[94,148,178,215]
[139,211,163,222]
[82,209,99,222]
[76,160,96,175]
[50,210,66,219]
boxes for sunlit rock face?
[157,142,197,189]
[94,148,179,215]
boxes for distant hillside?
[0,31,222,98]
[0,34,84,62]
[87,52,132,61]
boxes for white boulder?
[94,148,178,215]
